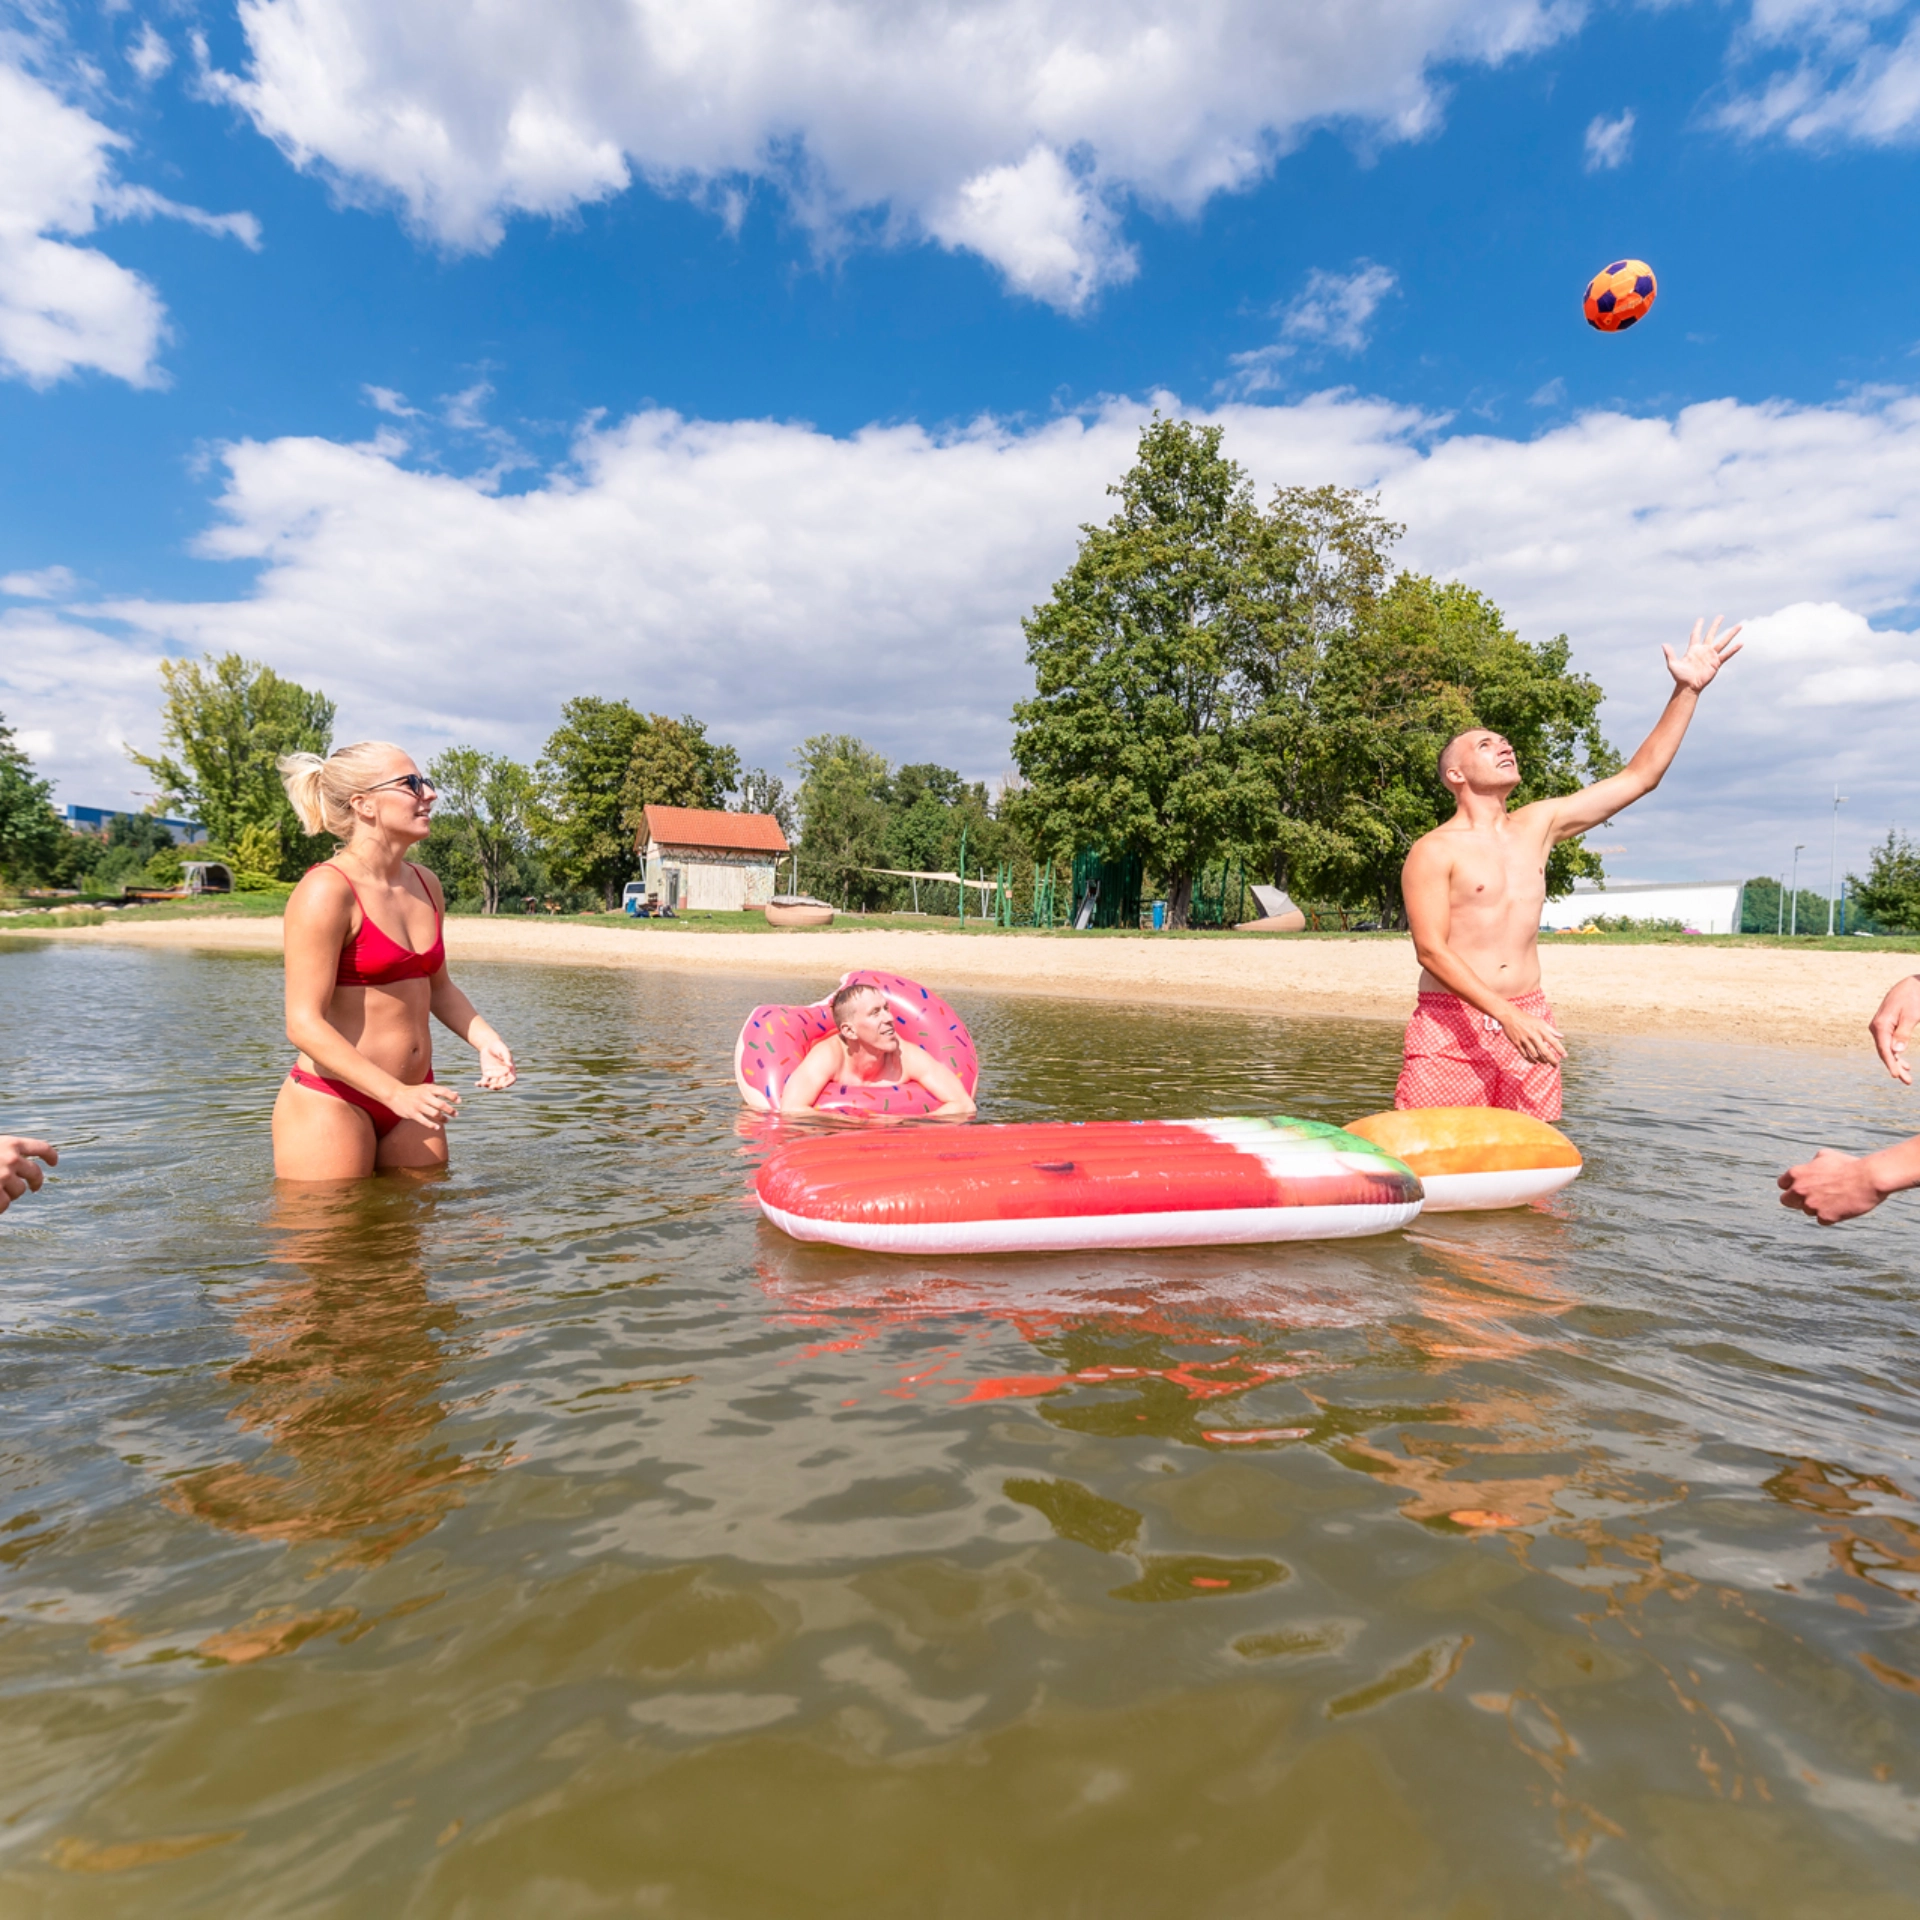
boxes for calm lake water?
[3,938,1920,1916]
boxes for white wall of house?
[1540,879,1745,935]
[646,843,778,911]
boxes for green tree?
[0,714,63,891]
[537,697,650,910]
[1849,832,1920,934]
[735,767,797,842]
[620,714,741,844]
[1280,578,1615,922]
[128,654,335,878]
[795,734,892,908]
[1011,418,1306,926]
[428,748,536,915]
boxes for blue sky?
[7,0,1920,884]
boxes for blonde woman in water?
[273,743,516,1180]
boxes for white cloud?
[1582,106,1634,168]
[202,0,1583,309]
[1226,262,1399,392]
[0,53,260,388]
[18,384,1920,880]
[1719,2,1920,145]
[1,565,79,599]
[128,22,173,84]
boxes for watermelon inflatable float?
[755,1116,1423,1255]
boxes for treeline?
[4,417,1634,925]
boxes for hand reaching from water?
[1663,616,1743,695]
[1778,1148,1885,1225]
[0,1136,57,1215]
[1868,975,1920,1084]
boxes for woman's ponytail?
[276,741,406,842]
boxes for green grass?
[0,892,290,932]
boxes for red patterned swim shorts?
[1393,990,1562,1121]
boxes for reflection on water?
[2,940,1919,1915]
[169,1184,494,1575]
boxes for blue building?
[64,804,207,845]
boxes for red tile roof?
[641,805,789,853]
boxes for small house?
[638,805,789,913]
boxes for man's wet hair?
[831,982,886,1028]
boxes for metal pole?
[958,825,966,927]
[1790,844,1805,935]
[1776,873,1784,936]
[1827,786,1847,936]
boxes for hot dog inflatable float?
[735,970,979,1119]
[1342,1107,1581,1212]
[755,1116,1423,1254]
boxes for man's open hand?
[1663,616,1743,694]
[1869,976,1920,1084]
[1779,1148,1885,1225]
[0,1137,57,1216]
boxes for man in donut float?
[777,981,977,1118]
[1396,617,1743,1119]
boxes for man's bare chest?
[1448,837,1547,909]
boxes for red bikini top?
[329,863,445,987]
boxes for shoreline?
[11,913,1911,1054]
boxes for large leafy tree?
[428,748,537,915]
[1285,577,1614,922]
[128,654,335,879]
[1011,418,1290,925]
[1850,832,1920,934]
[1013,418,1614,925]
[620,714,741,842]
[537,697,650,910]
[794,734,892,908]
[0,714,63,890]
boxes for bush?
[1586,915,1686,933]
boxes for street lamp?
[1790,843,1806,936]
[1827,786,1848,937]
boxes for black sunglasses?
[364,773,436,798]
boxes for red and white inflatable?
[756,1115,1423,1254]
[734,970,979,1120]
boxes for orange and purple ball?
[1583,259,1657,332]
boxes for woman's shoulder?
[408,860,446,910]
[286,861,353,923]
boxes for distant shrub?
[1588,914,1686,933]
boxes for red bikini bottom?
[287,1067,433,1139]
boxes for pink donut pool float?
[734,970,979,1119]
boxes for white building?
[638,805,788,912]
[1540,878,1745,935]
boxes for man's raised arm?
[1542,617,1742,842]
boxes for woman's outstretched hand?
[389,1082,462,1130]
[475,1034,517,1090]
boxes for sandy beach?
[16,912,1914,1053]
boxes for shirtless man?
[1397,617,1743,1118]
[780,983,976,1117]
